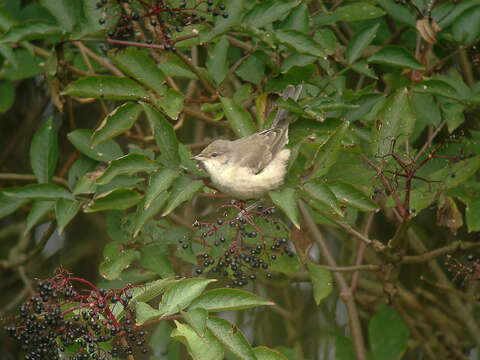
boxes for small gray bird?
[193,85,302,200]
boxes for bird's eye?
[211,153,219,158]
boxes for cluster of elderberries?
[3,269,149,359]
[445,253,480,287]
[96,0,228,52]
[187,201,296,287]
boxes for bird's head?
[192,140,232,172]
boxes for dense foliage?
[0,0,479,359]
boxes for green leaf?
[346,24,380,64]
[306,260,333,305]
[144,168,179,210]
[244,0,299,28]
[442,103,465,133]
[139,243,174,278]
[220,96,256,138]
[334,334,355,360]
[412,80,459,100]
[452,6,480,44]
[162,176,203,216]
[369,46,424,70]
[68,129,123,162]
[0,81,15,113]
[280,2,309,33]
[411,93,441,127]
[171,321,224,360]
[109,47,166,96]
[466,198,480,232]
[91,102,143,147]
[3,184,73,201]
[0,49,43,81]
[30,117,58,184]
[143,103,181,165]
[269,251,302,275]
[0,20,62,42]
[254,347,288,360]
[436,0,480,28]
[335,3,386,22]
[99,248,139,280]
[25,200,55,234]
[303,182,343,217]
[310,121,349,179]
[136,301,164,325]
[55,199,81,234]
[276,29,325,57]
[158,54,197,80]
[113,278,176,320]
[0,193,29,219]
[372,88,415,160]
[280,53,316,73]
[235,55,265,85]
[158,278,216,317]
[152,88,184,120]
[207,37,229,84]
[409,156,480,213]
[134,192,169,237]
[189,288,273,312]
[313,29,336,56]
[96,153,159,186]
[376,0,416,27]
[62,76,148,100]
[202,1,245,40]
[329,182,378,211]
[269,188,300,229]
[181,308,208,338]
[207,316,256,360]
[369,304,409,360]
[39,0,78,31]
[84,188,142,212]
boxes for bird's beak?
[191,154,205,161]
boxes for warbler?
[193,85,302,200]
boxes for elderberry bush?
[189,201,298,287]
[4,271,148,359]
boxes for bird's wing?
[233,85,302,174]
[233,128,284,174]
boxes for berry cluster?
[187,201,296,287]
[96,0,228,52]
[3,269,148,359]
[445,253,480,287]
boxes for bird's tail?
[272,84,303,129]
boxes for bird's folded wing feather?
[233,129,284,174]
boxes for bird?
[192,84,302,200]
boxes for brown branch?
[74,41,124,77]
[298,200,367,360]
[174,50,216,95]
[321,264,380,272]
[0,222,56,270]
[0,173,69,187]
[401,241,480,264]
[183,107,230,127]
[359,153,407,218]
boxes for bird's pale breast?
[206,149,291,199]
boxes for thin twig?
[298,200,367,360]
[401,241,480,264]
[1,222,56,270]
[0,173,69,187]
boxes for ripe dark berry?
[98,18,105,25]
[222,12,229,18]
[182,243,188,249]
[196,268,203,274]
[266,273,272,279]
